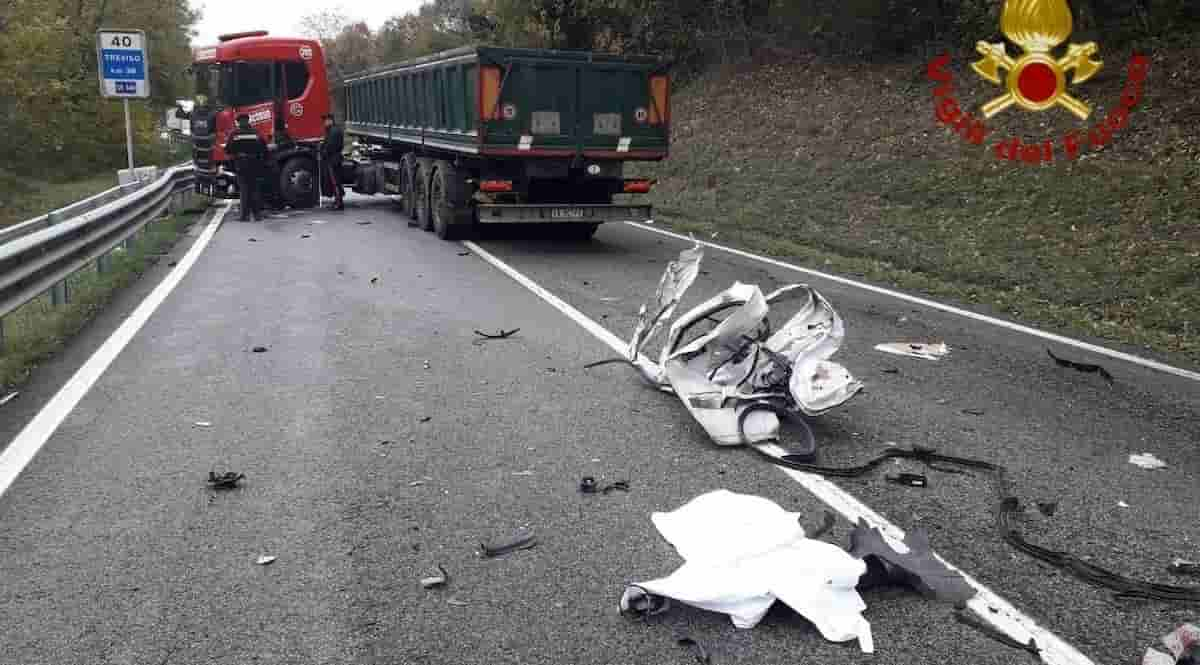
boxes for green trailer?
[339,46,671,240]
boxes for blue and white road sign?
[97,30,150,98]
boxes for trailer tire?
[279,157,317,209]
[415,158,434,231]
[400,154,418,223]
[431,160,474,241]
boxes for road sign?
[97,30,150,99]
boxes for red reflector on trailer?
[623,180,653,193]
[480,180,513,192]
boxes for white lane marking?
[464,239,1096,665]
[625,222,1200,384]
[0,203,231,499]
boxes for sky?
[189,0,426,47]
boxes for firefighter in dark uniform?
[224,114,268,221]
[321,113,345,211]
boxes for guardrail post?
[97,252,110,274]
[0,316,5,352]
[50,281,69,306]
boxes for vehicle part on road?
[251,346,268,353]
[420,565,449,589]
[963,409,986,416]
[580,476,598,494]
[474,328,520,340]
[480,529,537,558]
[194,421,212,427]
[511,470,534,476]
[256,555,276,565]
[0,391,17,407]
[1144,649,1177,665]
[1036,502,1058,517]
[847,518,975,604]
[1169,559,1200,577]
[206,471,244,489]
[1143,624,1200,664]
[956,609,1042,658]
[1046,349,1114,382]
[806,510,838,540]
[621,490,875,653]
[751,444,1200,604]
[458,251,471,256]
[676,637,713,664]
[619,586,672,617]
[300,233,312,239]
[882,367,901,374]
[1119,501,1131,508]
[248,238,257,242]
[885,473,929,488]
[1129,453,1168,470]
[874,342,950,361]
[623,241,862,448]
[356,220,371,225]
[603,480,631,494]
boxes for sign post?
[97,29,150,173]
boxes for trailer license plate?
[551,208,587,219]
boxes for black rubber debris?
[1047,349,1113,382]
[579,477,598,494]
[419,416,432,423]
[475,328,520,340]
[480,529,537,558]
[248,238,257,242]
[602,480,630,494]
[886,473,928,488]
[356,221,372,225]
[963,409,986,416]
[1036,502,1058,517]
[847,518,975,603]
[457,251,471,256]
[955,609,1041,658]
[676,637,712,664]
[882,368,900,374]
[207,471,245,490]
[1169,559,1200,577]
[300,233,312,239]
[251,346,268,353]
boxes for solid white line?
[0,203,230,499]
[465,239,1096,665]
[626,222,1200,383]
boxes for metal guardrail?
[0,163,198,346]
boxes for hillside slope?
[634,46,1200,364]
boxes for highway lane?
[0,196,1195,664]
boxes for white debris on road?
[874,342,950,361]
[621,489,874,653]
[1129,453,1168,470]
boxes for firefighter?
[320,113,345,211]
[224,114,268,221]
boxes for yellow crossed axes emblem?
[971,0,1103,120]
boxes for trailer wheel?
[279,157,317,209]
[431,160,473,241]
[415,158,434,231]
[400,154,418,223]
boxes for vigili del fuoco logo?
[927,0,1150,164]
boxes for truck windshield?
[221,61,274,107]
[192,63,222,108]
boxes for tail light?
[623,180,654,194]
[649,75,669,125]
[480,66,502,121]
[480,180,512,193]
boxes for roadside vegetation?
[0,204,207,392]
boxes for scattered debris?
[194,421,213,428]
[1046,349,1113,382]
[1118,501,1131,508]
[446,596,469,607]
[603,480,630,494]
[419,416,432,423]
[480,529,537,558]
[847,518,975,604]
[580,477,630,494]
[1129,453,1168,470]
[885,473,928,488]
[251,346,268,353]
[962,409,986,416]
[955,609,1040,658]
[0,391,18,407]
[167,261,178,267]
[474,328,520,340]
[409,480,426,487]
[881,368,900,374]
[256,555,276,566]
[1143,624,1200,665]
[423,360,431,370]
[579,476,598,493]
[300,233,312,239]
[1036,502,1058,517]
[370,276,379,285]
[356,220,372,225]
[676,637,712,664]
[248,238,257,242]
[511,470,534,477]
[806,510,837,540]
[420,565,449,589]
[1168,559,1200,577]
[621,490,874,653]
[207,471,245,489]
[620,586,671,617]
[621,240,862,449]
[457,251,471,256]
[874,342,950,361]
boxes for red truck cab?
[189,31,330,207]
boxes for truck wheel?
[400,154,418,223]
[279,157,317,209]
[431,160,474,241]
[415,158,434,232]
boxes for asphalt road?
[1,197,1196,665]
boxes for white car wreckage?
[624,239,863,450]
